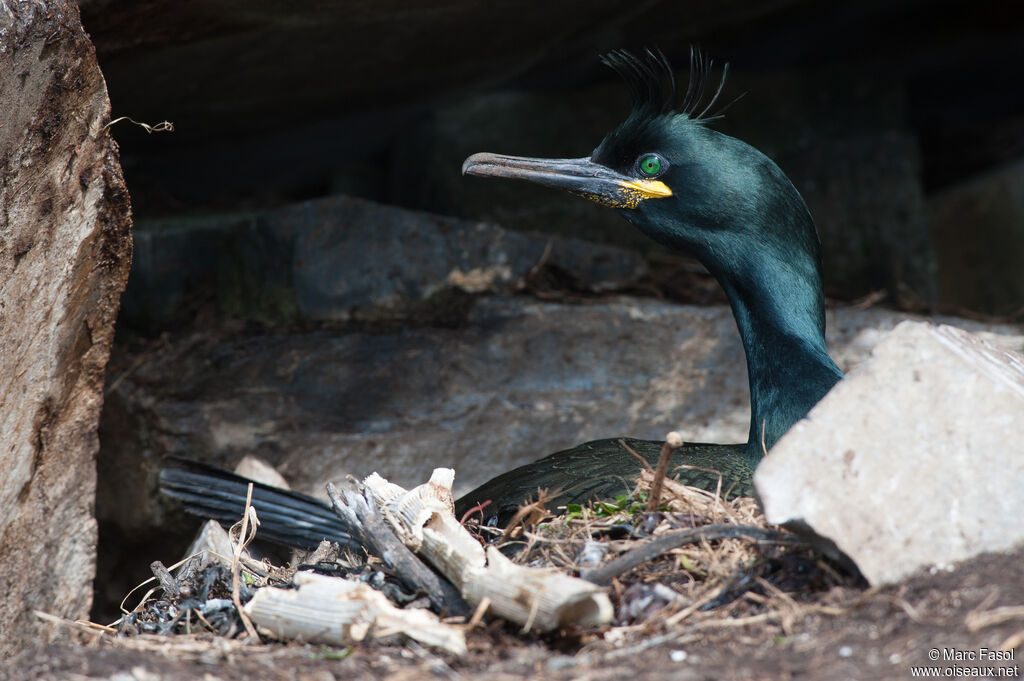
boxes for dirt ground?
[5,537,1021,681]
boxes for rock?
[0,1,132,656]
[754,321,1024,585]
[102,297,751,512]
[100,300,1024,522]
[284,196,648,320]
[120,195,648,331]
[234,456,291,489]
[929,158,1024,316]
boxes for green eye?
[638,154,664,177]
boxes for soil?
[6,542,1021,680]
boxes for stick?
[230,483,260,640]
[582,524,797,585]
[645,432,684,512]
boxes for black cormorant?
[160,49,842,545]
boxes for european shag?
[160,49,842,547]
[455,48,843,524]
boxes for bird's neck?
[714,252,842,467]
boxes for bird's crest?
[600,47,730,122]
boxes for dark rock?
[929,158,1024,316]
[101,297,753,540]
[120,195,648,331]
[70,2,1024,316]
[287,196,648,320]
[99,298,1024,539]
[0,1,133,656]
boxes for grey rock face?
[755,321,1024,585]
[101,298,1024,532]
[0,0,133,655]
[121,195,648,331]
[103,297,751,511]
[284,196,648,320]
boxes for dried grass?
[470,467,859,654]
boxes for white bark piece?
[245,571,467,655]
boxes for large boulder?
[121,195,648,331]
[755,321,1024,584]
[0,0,132,655]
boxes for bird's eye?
[636,153,666,178]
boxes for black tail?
[159,458,355,551]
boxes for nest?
[94,464,861,659]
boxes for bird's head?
[462,49,822,285]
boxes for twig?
[149,561,179,597]
[664,585,732,626]
[691,611,778,628]
[467,597,491,629]
[619,439,655,473]
[582,524,798,585]
[885,591,931,625]
[103,116,174,133]
[34,611,116,635]
[230,483,260,640]
[599,631,701,661]
[501,494,553,539]
[850,289,888,310]
[645,432,683,512]
[459,499,491,525]
[966,605,1024,632]
[1000,629,1024,652]
[756,577,802,635]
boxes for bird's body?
[453,439,752,524]
[161,49,841,544]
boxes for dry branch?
[582,524,797,586]
[244,571,467,655]
[362,468,614,632]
